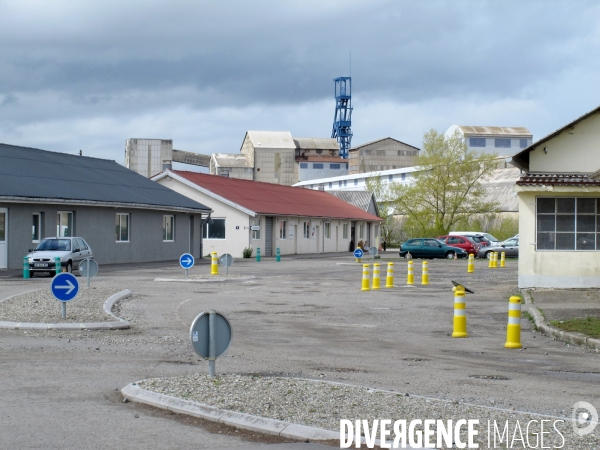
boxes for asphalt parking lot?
[1,254,599,448]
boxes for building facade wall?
[517,189,600,288]
[528,112,600,173]
[254,148,295,185]
[298,162,349,182]
[125,139,173,178]
[349,140,419,174]
[1,202,201,270]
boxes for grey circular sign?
[78,259,99,278]
[219,253,234,267]
[369,246,378,256]
[190,311,232,359]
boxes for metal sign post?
[219,253,233,276]
[190,310,232,377]
[51,273,79,319]
[179,253,195,278]
[78,258,99,287]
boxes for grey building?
[0,143,211,270]
[348,138,420,174]
[445,125,533,157]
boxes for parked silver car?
[477,237,519,259]
[26,237,93,275]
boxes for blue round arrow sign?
[179,253,195,269]
[353,248,364,258]
[51,273,79,302]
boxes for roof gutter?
[0,196,212,214]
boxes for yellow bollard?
[467,253,474,273]
[488,252,493,268]
[385,262,394,288]
[452,287,467,338]
[505,296,522,348]
[407,260,414,285]
[372,263,381,290]
[421,261,429,285]
[361,264,370,291]
[211,251,218,275]
[500,252,506,268]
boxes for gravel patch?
[139,374,600,448]
[0,287,122,323]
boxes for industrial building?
[125,138,210,177]
[348,138,420,174]
[445,125,533,157]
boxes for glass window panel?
[0,212,5,241]
[577,198,596,214]
[577,233,595,250]
[520,139,528,148]
[577,215,595,232]
[537,198,555,214]
[556,198,575,213]
[556,233,575,250]
[469,138,486,147]
[556,215,575,231]
[495,138,511,148]
[163,215,174,241]
[537,232,555,250]
[537,215,555,232]
[205,219,225,239]
[32,214,40,241]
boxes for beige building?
[512,104,600,288]
[348,137,419,174]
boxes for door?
[265,216,273,256]
[0,208,6,269]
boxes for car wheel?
[445,251,455,259]
[66,261,72,273]
[485,251,492,259]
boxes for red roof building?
[152,170,381,258]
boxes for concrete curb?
[521,289,600,351]
[154,276,256,283]
[0,289,131,330]
[121,382,340,443]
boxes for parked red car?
[437,235,480,255]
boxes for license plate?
[34,263,48,267]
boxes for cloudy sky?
[1,0,599,167]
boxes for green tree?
[390,129,499,237]
[365,174,401,244]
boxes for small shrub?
[243,247,253,258]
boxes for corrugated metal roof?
[327,190,377,214]
[516,173,600,186]
[293,138,339,150]
[0,143,211,212]
[480,168,521,212]
[246,131,296,149]
[350,137,420,151]
[170,171,382,221]
[456,126,531,137]
[212,154,252,168]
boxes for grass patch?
[550,317,600,339]
[537,307,546,319]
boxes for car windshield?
[483,233,499,242]
[34,239,71,251]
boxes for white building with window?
[511,104,600,288]
[446,125,532,157]
[152,170,383,258]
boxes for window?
[536,197,599,250]
[520,139,528,148]
[324,222,330,239]
[303,221,310,239]
[163,215,175,241]
[300,163,308,169]
[469,138,486,147]
[401,173,406,181]
[343,223,349,239]
[116,213,129,242]
[77,238,88,250]
[354,179,358,186]
[330,163,340,169]
[388,175,393,182]
[346,164,348,169]
[495,138,511,148]
[376,150,385,155]
[32,213,41,242]
[279,220,287,239]
[359,224,364,239]
[329,182,333,188]
[203,218,226,239]
[57,212,73,237]
[343,180,347,187]
[338,181,343,187]
[251,219,260,240]
[313,163,324,169]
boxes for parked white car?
[26,237,93,276]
